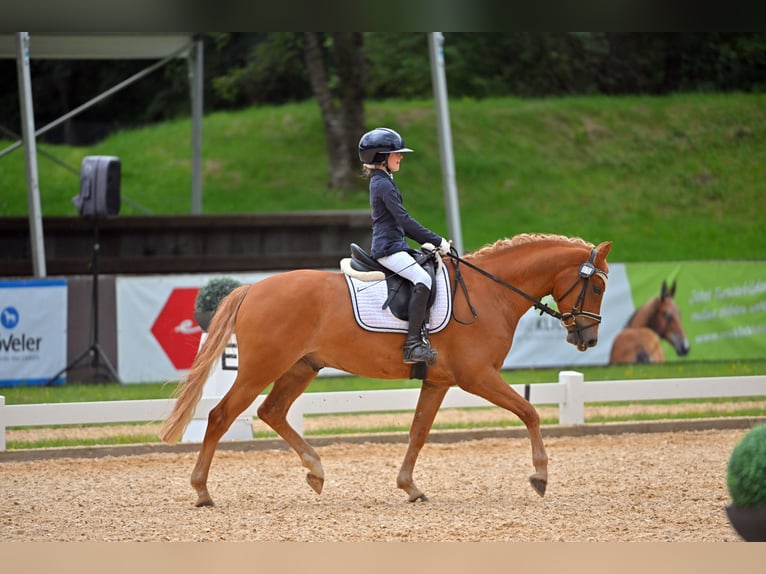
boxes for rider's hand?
[438,238,452,256]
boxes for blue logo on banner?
[1,307,20,329]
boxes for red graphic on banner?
[151,287,202,370]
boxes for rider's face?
[386,152,403,172]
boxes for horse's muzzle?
[669,334,691,357]
[566,322,599,352]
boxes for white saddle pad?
[344,264,452,334]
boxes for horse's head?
[552,241,612,352]
[653,280,691,356]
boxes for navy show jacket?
[368,169,442,260]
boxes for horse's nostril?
[588,338,597,348]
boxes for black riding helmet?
[358,127,414,164]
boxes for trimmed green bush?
[727,424,766,508]
[194,277,242,312]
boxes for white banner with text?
[0,279,68,386]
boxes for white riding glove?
[438,238,452,256]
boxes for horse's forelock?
[466,233,594,259]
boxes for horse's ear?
[661,280,668,299]
[670,280,677,297]
[596,241,612,259]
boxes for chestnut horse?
[609,280,690,364]
[160,234,612,507]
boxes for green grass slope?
[1,93,764,262]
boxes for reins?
[445,247,607,330]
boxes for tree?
[303,32,366,192]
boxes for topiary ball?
[727,424,766,508]
[195,276,242,313]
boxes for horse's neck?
[628,297,660,330]
[469,242,582,303]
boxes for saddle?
[347,243,438,322]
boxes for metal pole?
[1,40,193,160]
[189,37,204,214]
[15,32,46,278]
[428,32,464,254]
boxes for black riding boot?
[403,283,437,365]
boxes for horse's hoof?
[529,476,547,497]
[306,473,324,494]
[194,497,215,507]
[408,492,429,503]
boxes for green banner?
[624,261,766,362]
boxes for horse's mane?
[466,233,595,260]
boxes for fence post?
[558,370,585,425]
[0,395,5,451]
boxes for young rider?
[358,127,451,365]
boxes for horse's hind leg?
[257,359,324,494]
[191,373,272,507]
[397,380,449,502]
[459,370,548,496]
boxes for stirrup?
[403,341,437,366]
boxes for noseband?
[447,247,608,332]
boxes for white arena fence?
[0,371,765,451]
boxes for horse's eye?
[592,286,603,296]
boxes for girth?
[349,243,437,321]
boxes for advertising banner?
[116,272,275,383]
[632,261,766,362]
[115,261,766,383]
[0,279,68,386]
[507,260,765,368]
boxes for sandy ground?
[0,418,756,541]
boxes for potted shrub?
[194,276,242,332]
[725,424,766,541]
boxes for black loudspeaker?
[72,155,121,218]
[48,155,123,385]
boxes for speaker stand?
[45,221,122,386]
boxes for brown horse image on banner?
[609,280,690,364]
[160,234,612,507]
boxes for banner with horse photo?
[504,260,766,368]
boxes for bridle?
[445,247,608,333]
[553,249,609,331]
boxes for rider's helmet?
[358,127,413,164]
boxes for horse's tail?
[158,284,250,444]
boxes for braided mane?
[466,233,594,259]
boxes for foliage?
[2,33,766,147]
[194,277,242,312]
[210,32,312,106]
[727,424,766,507]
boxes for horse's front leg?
[397,380,449,502]
[460,370,548,496]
